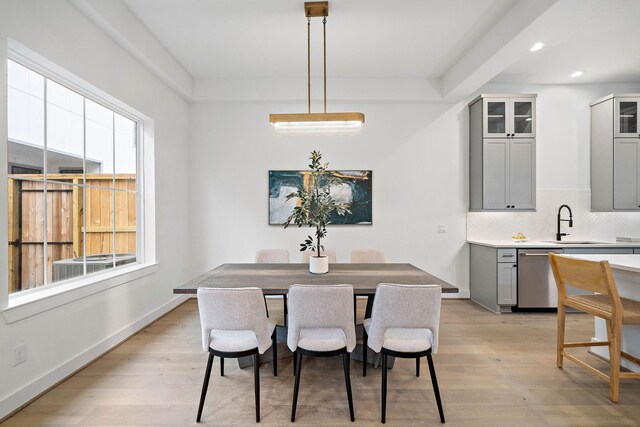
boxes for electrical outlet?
[438,224,448,233]
[13,343,26,366]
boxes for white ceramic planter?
[309,255,329,274]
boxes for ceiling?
[111,0,640,99]
[122,0,510,79]
[492,0,640,84]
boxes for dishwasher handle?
[519,250,565,257]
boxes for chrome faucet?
[556,204,573,241]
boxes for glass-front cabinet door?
[483,98,509,138]
[510,98,536,137]
[615,98,640,137]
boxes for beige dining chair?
[301,249,337,264]
[255,249,290,263]
[363,283,444,424]
[350,248,387,263]
[549,254,640,402]
[196,287,277,423]
[287,284,356,422]
[350,249,387,322]
[256,249,289,325]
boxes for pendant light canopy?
[269,1,365,133]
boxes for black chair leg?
[416,357,420,377]
[293,350,297,376]
[291,352,302,422]
[197,353,214,422]
[272,332,278,377]
[381,353,388,424]
[342,353,355,422]
[220,357,224,376]
[283,295,288,327]
[254,354,260,423]
[427,352,445,423]
[353,296,357,324]
[363,333,368,377]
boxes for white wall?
[468,83,640,241]
[188,101,470,295]
[0,0,193,418]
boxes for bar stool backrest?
[549,254,622,315]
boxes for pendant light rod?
[323,16,327,114]
[269,1,365,132]
[307,17,311,114]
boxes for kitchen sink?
[542,240,606,245]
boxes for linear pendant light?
[269,1,365,132]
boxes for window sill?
[2,262,159,324]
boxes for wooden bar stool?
[549,254,640,402]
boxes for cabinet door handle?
[513,264,517,268]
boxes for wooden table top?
[173,263,458,295]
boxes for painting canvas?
[269,170,372,225]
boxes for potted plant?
[284,151,351,274]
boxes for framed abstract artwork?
[269,170,372,225]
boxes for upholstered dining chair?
[301,249,337,264]
[256,249,289,325]
[350,248,387,263]
[350,248,387,323]
[549,254,640,402]
[363,283,444,424]
[196,287,277,423]
[255,249,290,263]
[287,284,356,422]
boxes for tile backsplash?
[467,189,640,241]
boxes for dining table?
[174,263,458,367]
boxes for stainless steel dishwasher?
[518,249,564,308]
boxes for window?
[7,58,140,295]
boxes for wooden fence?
[7,174,136,293]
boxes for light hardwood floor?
[3,299,640,426]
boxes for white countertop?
[564,254,640,274]
[468,239,640,249]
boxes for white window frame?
[2,41,157,323]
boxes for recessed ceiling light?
[530,42,544,52]
[570,70,584,78]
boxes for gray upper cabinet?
[510,98,536,138]
[508,139,536,209]
[614,98,640,138]
[591,94,640,211]
[613,138,640,209]
[482,97,536,138]
[470,94,537,211]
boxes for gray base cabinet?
[470,245,517,313]
[470,243,640,313]
[497,261,517,305]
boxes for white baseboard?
[0,295,189,421]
